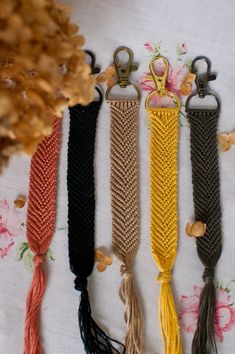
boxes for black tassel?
[75,277,125,354]
[192,267,217,354]
[67,81,125,354]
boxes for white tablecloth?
[1,0,235,353]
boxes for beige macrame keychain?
[106,47,143,354]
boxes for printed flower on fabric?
[140,41,194,126]
[179,280,235,342]
[140,41,194,98]
[15,223,64,271]
[140,62,190,97]
[16,242,55,272]
[176,42,188,57]
[0,199,22,258]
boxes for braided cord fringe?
[24,117,61,354]
[188,109,222,354]
[109,100,143,354]
[148,108,182,354]
[68,101,125,354]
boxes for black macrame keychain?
[186,56,222,354]
[67,51,125,354]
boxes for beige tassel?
[119,263,143,354]
[109,99,143,354]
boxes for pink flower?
[139,64,189,98]
[177,42,188,55]
[0,199,22,258]
[167,64,188,97]
[179,285,235,342]
[139,73,155,91]
[144,42,155,52]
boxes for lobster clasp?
[191,56,216,98]
[113,46,138,88]
[185,55,220,112]
[105,46,140,100]
[145,56,180,109]
[148,56,169,95]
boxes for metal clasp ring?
[145,56,180,110]
[185,56,220,112]
[191,56,216,98]
[105,46,140,100]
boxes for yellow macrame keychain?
[145,56,182,354]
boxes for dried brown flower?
[0,0,95,172]
[95,249,113,272]
[14,194,27,208]
[218,133,235,152]
[186,221,207,238]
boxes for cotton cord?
[187,109,222,354]
[24,117,61,354]
[67,98,125,354]
[108,99,143,354]
[148,108,182,354]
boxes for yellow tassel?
[158,270,182,354]
[149,108,183,354]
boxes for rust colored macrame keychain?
[185,56,222,354]
[67,51,125,354]
[24,117,61,354]
[145,56,182,354]
[106,47,143,354]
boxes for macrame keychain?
[106,47,143,354]
[67,51,125,354]
[145,56,182,354]
[24,116,61,354]
[185,56,222,354]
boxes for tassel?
[24,117,61,353]
[119,264,143,354]
[24,255,46,354]
[186,58,222,354]
[158,270,182,354]
[147,104,182,354]
[192,267,217,354]
[75,276,126,354]
[109,98,143,353]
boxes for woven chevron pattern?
[26,117,61,254]
[24,117,61,354]
[109,100,140,260]
[148,108,182,354]
[109,100,143,354]
[68,101,125,354]
[149,109,179,269]
[67,102,99,278]
[189,110,222,263]
[188,109,222,354]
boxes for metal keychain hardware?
[185,55,220,111]
[105,46,140,100]
[145,56,180,110]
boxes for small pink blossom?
[139,73,155,91]
[167,64,188,96]
[177,42,188,55]
[179,284,235,342]
[144,42,155,52]
[139,64,188,98]
[0,199,22,258]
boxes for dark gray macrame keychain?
[186,56,222,354]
